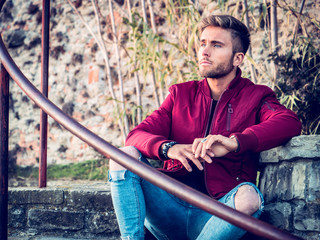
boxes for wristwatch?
[161,141,178,159]
[230,135,240,153]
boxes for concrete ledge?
[9,189,64,205]
[260,135,320,163]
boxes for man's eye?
[214,44,221,48]
[200,43,206,47]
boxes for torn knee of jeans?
[108,170,127,182]
[234,185,261,215]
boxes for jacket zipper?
[204,99,215,137]
[227,103,233,131]
[203,92,224,198]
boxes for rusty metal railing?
[0,63,9,240]
[39,0,50,188]
[0,0,303,239]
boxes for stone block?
[259,161,308,202]
[8,206,27,228]
[291,162,306,199]
[28,209,84,230]
[260,161,294,202]
[86,212,119,234]
[64,190,113,211]
[305,161,320,202]
[260,135,320,163]
[294,201,320,232]
[261,202,292,230]
[9,188,64,205]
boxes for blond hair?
[198,15,250,54]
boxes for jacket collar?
[226,68,243,90]
[202,68,243,98]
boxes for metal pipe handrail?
[0,63,9,240]
[0,35,303,240]
[39,0,50,188]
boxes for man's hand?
[166,144,212,172]
[192,134,238,160]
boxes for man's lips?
[200,59,212,65]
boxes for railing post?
[0,63,9,240]
[39,0,50,188]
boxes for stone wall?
[259,135,320,240]
[8,182,120,240]
[1,0,319,168]
[8,135,320,240]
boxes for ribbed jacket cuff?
[232,129,259,153]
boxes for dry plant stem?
[270,0,278,51]
[270,0,279,89]
[127,0,142,124]
[126,0,132,21]
[91,0,126,142]
[140,0,147,23]
[111,0,129,19]
[147,0,164,103]
[109,0,130,136]
[147,0,157,34]
[67,0,126,142]
[67,0,104,59]
[279,0,309,40]
[243,0,257,84]
[150,66,160,108]
[292,0,306,45]
[133,53,142,124]
[141,0,160,108]
[192,0,200,11]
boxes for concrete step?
[8,181,120,240]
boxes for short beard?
[200,57,234,79]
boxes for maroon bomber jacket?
[126,69,302,199]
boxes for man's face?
[198,26,235,79]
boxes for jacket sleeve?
[125,86,176,159]
[233,88,302,153]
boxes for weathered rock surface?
[8,182,120,239]
[259,136,320,240]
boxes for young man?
[109,15,301,240]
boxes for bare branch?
[243,0,257,83]
[140,0,148,23]
[67,0,127,142]
[109,0,130,136]
[127,0,142,124]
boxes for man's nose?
[202,47,210,57]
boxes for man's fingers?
[206,149,215,157]
[194,144,202,159]
[205,135,224,149]
[192,138,202,153]
[201,153,213,163]
[181,151,204,171]
[173,142,213,171]
[177,157,193,172]
[200,143,208,159]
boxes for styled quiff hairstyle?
[198,15,250,54]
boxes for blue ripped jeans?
[108,152,264,240]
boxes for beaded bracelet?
[162,141,178,159]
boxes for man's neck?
[207,69,237,100]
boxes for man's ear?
[233,52,245,67]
